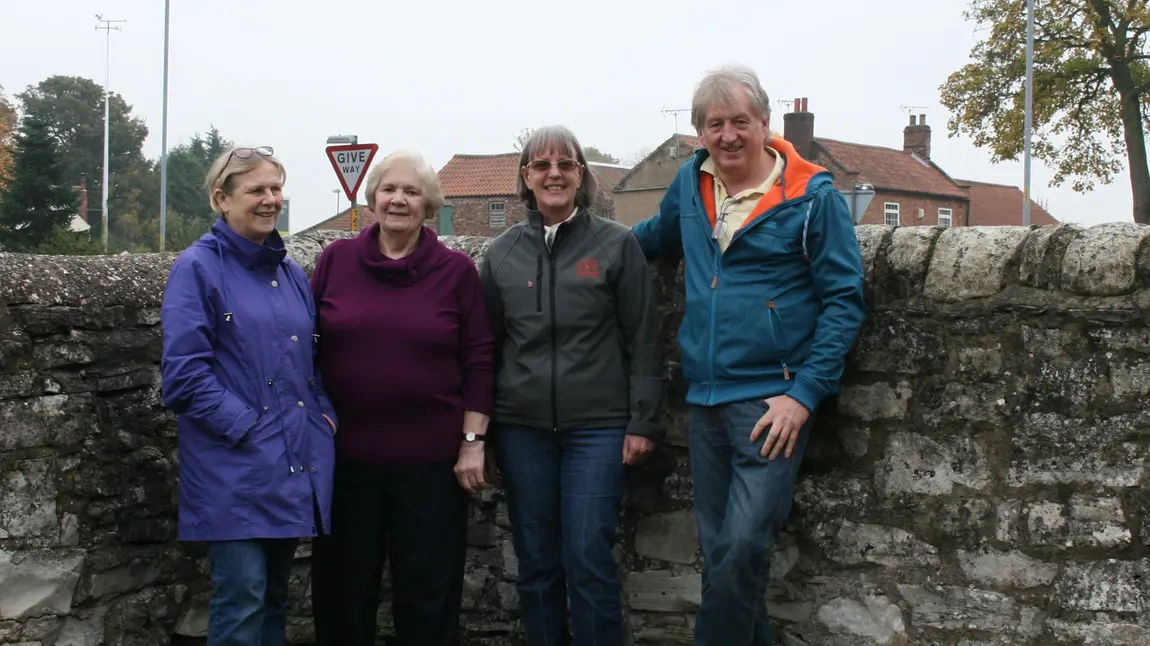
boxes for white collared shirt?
[544,207,579,248]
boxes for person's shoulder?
[585,214,636,248]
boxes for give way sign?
[326,143,379,202]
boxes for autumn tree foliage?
[940,0,1150,223]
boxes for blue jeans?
[494,425,628,646]
[689,398,813,646]
[207,538,298,646]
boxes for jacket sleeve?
[614,233,664,441]
[299,256,338,426]
[785,187,866,413]
[456,257,496,415]
[478,249,506,374]
[160,256,259,447]
[630,166,685,261]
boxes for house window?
[884,203,900,227]
[488,201,506,229]
[938,208,953,228]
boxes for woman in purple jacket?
[309,150,495,646]
[160,146,337,646]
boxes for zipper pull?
[711,275,718,289]
[782,362,790,380]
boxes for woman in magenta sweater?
[308,150,495,646]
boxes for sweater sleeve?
[300,254,338,425]
[456,257,496,415]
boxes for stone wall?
[2,222,1150,645]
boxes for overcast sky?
[1,0,1134,233]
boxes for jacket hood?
[201,217,287,269]
[357,222,450,285]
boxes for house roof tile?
[957,179,1058,226]
[815,138,969,199]
[437,153,631,198]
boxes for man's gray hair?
[691,64,771,131]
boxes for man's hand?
[623,434,654,466]
[454,441,487,493]
[750,395,809,460]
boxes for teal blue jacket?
[631,137,866,411]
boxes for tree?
[18,75,151,236]
[0,114,79,250]
[163,126,234,224]
[939,0,1150,222]
[582,146,620,164]
[0,84,16,188]
[623,145,654,166]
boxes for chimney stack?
[904,113,931,160]
[783,96,814,159]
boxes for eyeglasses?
[712,197,738,240]
[216,146,274,187]
[526,159,580,173]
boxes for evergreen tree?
[0,115,79,250]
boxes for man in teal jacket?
[631,64,866,645]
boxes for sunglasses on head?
[527,159,580,173]
[226,146,274,165]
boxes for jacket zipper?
[548,246,559,432]
[766,301,790,380]
[536,255,543,313]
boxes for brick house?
[612,99,1057,228]
[435,153,628,236]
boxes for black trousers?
[311,458,469,646]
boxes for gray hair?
[691,64,772,131]
[515,125,599,212]
[364,150,445,219]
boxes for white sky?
[1,0,1135,233]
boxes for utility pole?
[158,0,170,251]
[1023,0,1035,226]
[95,14,126,254]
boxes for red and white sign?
[326,143,379,202]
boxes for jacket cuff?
[785,377,823,414]
[220,404,259,448]
[626,419,664,441]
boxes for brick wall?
[858,191,969,228]
[448,196,528,237]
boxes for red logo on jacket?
[577,259,599,278]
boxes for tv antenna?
[661,106,690,134]
[900,103,930,115]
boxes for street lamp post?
[1023,0,1035,226]
[326,134,359,230]
[95,14,126,253]
[158,0,171,250]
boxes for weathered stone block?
[1053,559,1150,612]
[924,226,1029,301]
[624,571,701,612]
[1026,495,1130,549]
[0,459,58,539]
[816,595,905,642]
[956,547,1057,589]
[0,549,86,620]
[897,584,1020,633]
[1019,223,1080,289]
[1061,222,1149,295]
[854,225,889,290]
[0,394,92,451]
[876,433,991,497]
[885,225,939,297]
[1009,413,1144,487]
[1046,618,1150,646]
[850,313,946,375]
[634,510,698,564]
[836,382,911,421]
[821,520,940,568]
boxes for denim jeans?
[494,424,628,646]
[207,538,298,646]
[689,398,813,646]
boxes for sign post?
[325,143,379,232]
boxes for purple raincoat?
[160,218,337,542]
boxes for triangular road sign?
[326,143,379,202]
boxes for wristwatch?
[464,432,486,443]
